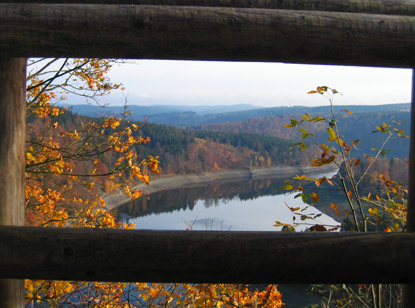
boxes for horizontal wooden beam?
[2,0,415,16]
[1,4,414,67]
[1,226,415,283]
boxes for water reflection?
[113,172,340,231]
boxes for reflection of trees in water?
[113,177,291,220]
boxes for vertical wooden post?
[0,58,26,307]
[403,69,415,307]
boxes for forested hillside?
[67,103,410,158]
[28,109,319,187]
[203,110,410,158]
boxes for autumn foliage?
[24,58,283,307]
[278,86,407,307]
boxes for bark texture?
[0,58,26,308]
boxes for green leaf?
[289,142,306,150]
[294,193,303,199]
[300,143,306,151]
[311,116,325,122]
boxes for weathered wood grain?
[1,0,414,16]
[0,58,26,308]
[0,4,414,67]
[1,226,415,284]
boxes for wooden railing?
[1,226,415,284]
[0,1,414,307]
[0,2,414,67]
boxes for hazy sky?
[104,60,412,107]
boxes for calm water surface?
[114,170,339,231]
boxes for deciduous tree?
[24,58,283,308]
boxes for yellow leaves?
[127,135,136,144]
[124,185,131,195]
[65,130,80,140]
[138,174,150,185]
[110,119,121,130]
[131,190,142,200]
[273,221,283,227]
[26,152,36,163]
[51,107,60,117]
[25,58,173,305]
[307,86,341,96]
[307,86,328,94]
[149,286,160,299]
[293,174,312,181]
[327,126,336,141]
[368,207,379,217]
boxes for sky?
[98,60,412,108]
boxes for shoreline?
[104,164,338,211]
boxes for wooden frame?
[0,1,414,306]
[0,4,414,67]
[1,226,415,284]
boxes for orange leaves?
[131,190,143,200]
[310,192,320,202]
[307,86,341,96]
[309,224,328,232]
[311,152,335,167]
[315,177,326,187]
[25,58,173,307]
[307,86,328,94]
[330,203,341,216]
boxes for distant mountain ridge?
[60,103,262,120]
[62,102,410,127]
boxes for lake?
[114,170,340,231]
